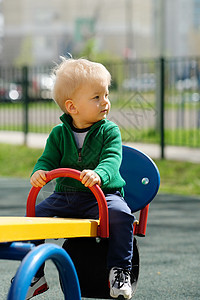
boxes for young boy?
[27,57,135,299]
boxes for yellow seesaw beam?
[0,217,99,243]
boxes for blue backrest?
[120,145,160,212]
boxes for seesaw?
[0,145,160,299]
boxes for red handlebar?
[26,168,109,238]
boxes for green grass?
[0,143,200,196]
[120,127,200,147]
[120,128,160,144]
[0,124,54,133]
[0,144,43,178]
[155,159,200,196]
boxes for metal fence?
[164,57,200,148]
[0,57,200,158]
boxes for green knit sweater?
[32,114,125,194]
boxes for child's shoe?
[109,267,132,299]
[26,276,49,299]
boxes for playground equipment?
[6,243,81,300]
[62,145,160,298]
[0,145,160,299]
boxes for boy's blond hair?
[52,57,111,113]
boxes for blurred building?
[0,0,156,65]
[1,0,200,66]
[0,0,4,59]
[164,0,200,57]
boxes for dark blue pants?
[34,191,135,277]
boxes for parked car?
[0,73,54,102]
[122,73,156,92]
[0,79,22,102]
[0,79,7,98]
[31,73,54,99]
[176,76,199,91]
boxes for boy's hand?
[30,170,48,188]
[80,170,101,187]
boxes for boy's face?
[70,81,111,128]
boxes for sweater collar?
[60,113,107,131]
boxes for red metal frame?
[134,204,149,237]
[26,168,109,238]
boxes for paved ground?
[0,178,200,299]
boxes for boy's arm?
[31,126,62,175]
[94,124,123,187]
[80,124,123,188]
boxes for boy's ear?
[64,100,78,114]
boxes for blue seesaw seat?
[121,145,160,212]
[121,145,160,236]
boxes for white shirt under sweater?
[70,123,91,150]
